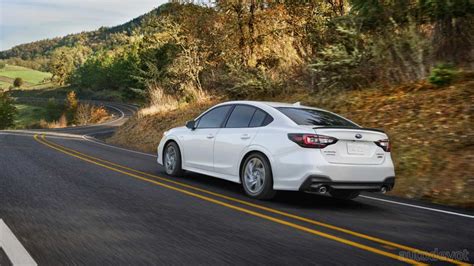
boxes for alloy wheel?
[244,158,266,194]
[165,145,177,174]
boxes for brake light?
[375,139,391,152]
[288,134,338,148]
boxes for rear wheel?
[164,142,184,176]
[330,190,360,200]
[241,153,276,200]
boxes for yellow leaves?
[74,103,110,125]
[66,91,78,111]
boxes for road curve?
[1,102,473,265]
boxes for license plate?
[347,142,368,155]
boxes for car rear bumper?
[299,175,395,192]
[271,148,395,191]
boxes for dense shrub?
[13,77,24,88]
[428,64,459,86]
[224,70,282,99]
[310,43,370,91]
[45,98,64,121]
[74,104,109,125]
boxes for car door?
[181,105,232,172]
[213,105,269,179]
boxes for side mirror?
[185,120,196,130]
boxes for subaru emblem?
[355,134,362,139]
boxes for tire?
[163,142,184,176]
[240,153,276,200]
[330,190,360,200]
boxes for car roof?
[220,100,322,110]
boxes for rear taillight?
[375,139,391,152]
[288,134,338,148]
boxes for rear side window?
[197,105,232,128]
[262,115,273,126]
[249,109,266,127]
[226,105,256,128]
[249,109,273,127]
[277,107,358,127]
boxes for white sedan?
[157,101,395,200]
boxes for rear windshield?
[276,107,358,127]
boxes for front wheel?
[330,190,360,200]
[163,142,184,176]
[241,153,276,200]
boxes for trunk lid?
[314,127,388,165]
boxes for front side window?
[277,107,358,127]
[225,105,256,128]
[197,105,232,128]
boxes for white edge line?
[113,104,136,114]
[91,104,126,126]
[360,195,474,219]
[0,219,37,266]
[82,135,157,158]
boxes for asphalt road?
[1,102,473,265]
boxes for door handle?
[240,134,251,140]
[206,134,214,139]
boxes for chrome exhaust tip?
[318,186,328,194]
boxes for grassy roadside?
[10,93,112,129]
[11,85,127,102]
[108,78,474,208]
[0,80,11,89]
[13,103,49,129]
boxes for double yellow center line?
[34,134,469,265]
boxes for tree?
[50,49,74,85]
[350,0,474,64]
[49,45,91,85]
[0,91,17,129]
[65,91,78,124]
[66,91,78,111]
[419,0,474,64]
[139,15,209,101]
[13,77,24,88]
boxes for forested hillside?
[0,5,168,71]
[1,1,472,102]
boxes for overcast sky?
[0,0,167,51]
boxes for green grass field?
[0,64,52,88]
[13,104,48,128]
[0,80,11,89]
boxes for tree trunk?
[247,0,257,67]
[433,16,473,65]
[233,2,247,65]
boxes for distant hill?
[0,4,171,61]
